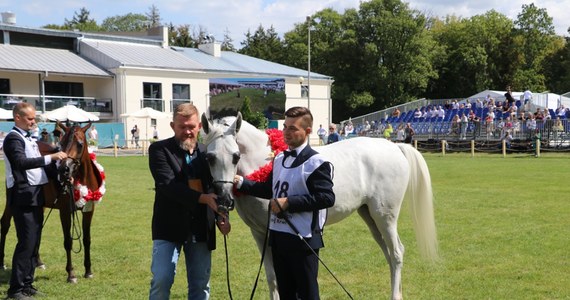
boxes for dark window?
[0,79,10,94]
[45,81,84,97]
[172,84,190,100]
[144,82,162,99]
[301,85,309,98]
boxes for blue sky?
[1,0,568,48]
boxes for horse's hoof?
[67,277,78,284]
[37,264,46,270]
[84,273,94,279]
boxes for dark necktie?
[283,150,297,159]
[25,131,31,138]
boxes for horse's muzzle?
[216,194,234,214]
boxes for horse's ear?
[81,122,92,132]
[58,120,68,132]
[201,113,211,134]
[234,112,242,134]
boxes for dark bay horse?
[0,122,104,283]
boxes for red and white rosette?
[73,152,106,208]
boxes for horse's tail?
[397,143,439,261]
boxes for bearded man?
[148,103,230,300]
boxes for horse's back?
[316,138,411,224]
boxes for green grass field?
[0,152,568,299]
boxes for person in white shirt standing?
[234,106,335,300]
[3,103,67,299]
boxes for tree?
[354,0,438,111]
[146,5,161,27]
[101,13,150,32]
[221,28,236,52]
[64,7,100,32]
[239,96,267,128]
[169,24,195,47]
[426,12,513,98]
[239,24,283,62]
[510,3,561,91]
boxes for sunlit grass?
[0,152,567,299]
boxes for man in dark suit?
[4,102,67,299]
[234,106,335,300]
[148,103,230,300]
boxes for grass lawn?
[0,152,568,299]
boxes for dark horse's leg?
[82,209,94,278]
[0,204,12,270]
[59,197,78,283]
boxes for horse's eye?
[206,153,216,164]
[232,152,241,165]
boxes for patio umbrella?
[120,107,170,140]
[41,105,100,122]
[0,108,13,119]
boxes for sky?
[1,0,569,48]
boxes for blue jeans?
[149,238,211,300]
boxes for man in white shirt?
[4,103,67,299]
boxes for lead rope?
[273,199,354,300]
[223,235,233,300]
[248,204,272,300]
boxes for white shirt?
[5,128,50,188]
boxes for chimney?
[1,11,16,25]
[198,41,221,57]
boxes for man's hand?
[50,151,68,161]
[199,193,219,213]
[216,214,231,235]
[271,197,289,215]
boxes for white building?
[0,22,333,146]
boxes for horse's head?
[201,112,242,213]
[58,121,91,183]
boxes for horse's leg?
[82,209,94,278]
[358,205,405,300]
[59,206,77,283]
[250,228,279,300]
[0,205,12,269]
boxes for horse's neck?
[78,150,100,191]
[236,123,272,175]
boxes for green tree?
[542,33,570,93]
[239,24,283,62]
[427,12,513,98]
[169,24,196,47]
[221,28,236,52]
[146,4,161,27]
[510,3,561,91]
[239,96,267,129]
[101,13,150,31]
[64,7,100,31]
[354,0,438,111]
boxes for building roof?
[80,39,203,70]
[172,46,331,80]
[0,44,112,77]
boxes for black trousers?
[271,236,320,300]
[8,204,43,295]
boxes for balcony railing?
[141,98,164,112]
[171,99,192,112]
[0,94,112,113]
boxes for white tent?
[41,105,99,122]
[0,108,13,119]
[120,107,170,140]
[466,90,524,102]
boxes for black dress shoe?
[7,291,35,300]
[23,286,44,297]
